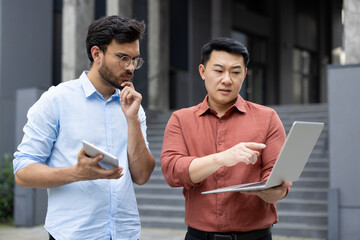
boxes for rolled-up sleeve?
[260,110,286,182]
[160,113,198,189]
[13,88,59,173]
[138,105,150,150]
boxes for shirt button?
[218,142,222,145]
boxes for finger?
[238,147,259,165]
[240,152,255,165]
[242,190,258,195]
[79,147,86,157]
[120,87,129,102]
[121,88,134,104]
[121,93,129,105]
[93,154,104,164]
[242,142,266,150]
[121,81,134,89]
[125,92,133,103]
[282,181,293,188]
[104,167,124,179]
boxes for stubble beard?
[98,62,134,90]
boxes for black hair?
[201,37,249,67]
[86,15,146,63]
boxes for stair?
[135,104,329,239]
[135,110,186,229]
[271,104,329,239]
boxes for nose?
[124,60,136,73]
[221,71,232,85]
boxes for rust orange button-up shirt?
[161,95,286,232]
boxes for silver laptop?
[202,121,324,194]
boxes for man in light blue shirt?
[13,16,155,240]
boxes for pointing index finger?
[243,142,266,150]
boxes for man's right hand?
[215,142,266,167]
[189,142,266,184]
[14,148,123,189]
[74,148,123,181]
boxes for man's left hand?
[242,181,292,203]
[120,81,142,119]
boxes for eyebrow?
[116,52,141,59]
[213,63,243,69]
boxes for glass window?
[232,30,266,105]
[293,48,317,104]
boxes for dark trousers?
[185,232,272,240]
[185,227,272,240]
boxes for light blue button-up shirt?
[13,71,148,240]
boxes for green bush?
[0,153,14,223]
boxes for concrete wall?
[0,0,53,158]
[344,0,360,64]
[0,0,52,226]
[328,64,360,240]
[62,0,94,82]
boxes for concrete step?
[138,204,185,218]
[273,222,327,239]
[300,167,329,178]
[140,216,186,229]
[305,158,328,168]
[277,210,327,225]
[285,187,328,200]
[277,198,327,212]
[136,193,185,206]
[292,177,328,188]
[134,184,182,195]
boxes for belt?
[187,226,272,240]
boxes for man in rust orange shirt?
[161,37,292,240]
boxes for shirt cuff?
[13,153,41,174]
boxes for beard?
[98,60,134,90]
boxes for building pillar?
[62,0,95,82]
[106,0,133,17]
[148,0,169,111]
[278,0,295,104]
[211,0,231,39]
[344,0,360,64]
[187,0,212,106]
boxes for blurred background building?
[0,0,346,157]
[0,0,359,239]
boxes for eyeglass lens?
[120,56,144,69]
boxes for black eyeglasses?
[103,50,144,70]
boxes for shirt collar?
[79,71,120,99]
[197,94,247,116]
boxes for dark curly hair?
[86,15,146,63]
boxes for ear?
[198,64,206,80]
[91,46,103,65]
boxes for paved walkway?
[0,224,324,240]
